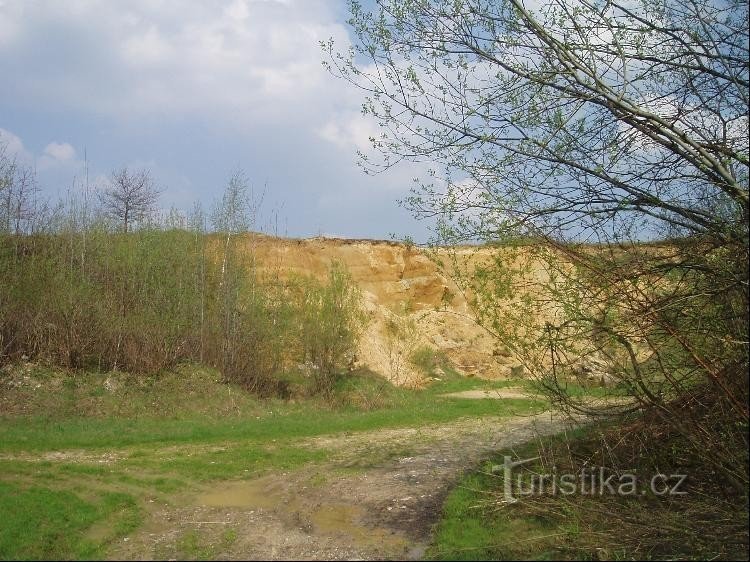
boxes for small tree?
[211,170,259,287]
[298,263,367,394]
[0,142,41,236]
[99,167,162,233]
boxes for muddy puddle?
[194,475,411,554]
[196,476,285,509]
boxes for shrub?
[295,262,368,394]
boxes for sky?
[0,0,433,240]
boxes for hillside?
[247,235,520,386]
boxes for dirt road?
[109,411,574,560]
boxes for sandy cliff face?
[248,235,525,386]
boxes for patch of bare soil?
[109,413,578,560]
[440,387,530,400]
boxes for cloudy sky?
[0,0,433,240]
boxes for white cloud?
[0,1,22,48]
[0,1,357,129]
[43,141,76,162]
[0,129,85,196]
[0,127,27,159]
[224,0,250,21]
[317,113,381,153]
[122,25,174,66]
[37,140,80,171]
[0,1,435,238]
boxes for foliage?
[430,416,748,560]
[409,345,449,376]
[331,0,749,496]
[295,262,368,394]
[0,167,365,399]
[0,142,44,236]
[330,0,747,243]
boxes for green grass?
[0,394,542,451]
[0,364,264,421]
[428,425,601,561]
[0,366,544,452]
[427,458,563,560]
[0,481,140,560]
[162,526,238,561]
[0,363,552,560]
[427,421,749,561]
[0,360,636,561]
[428,426,595,560]
[0,367,545,492]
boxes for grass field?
[0,363,548,560]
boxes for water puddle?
[309,503,364,535]
[309,502,410,552]
[194,476,411,554]
[195,476,285,509]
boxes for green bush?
[294,262,368,394]
[409,345,448,376]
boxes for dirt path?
[109,412,575,560]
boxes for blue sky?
[0,0,432,240]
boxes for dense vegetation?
[0,166,365,397]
